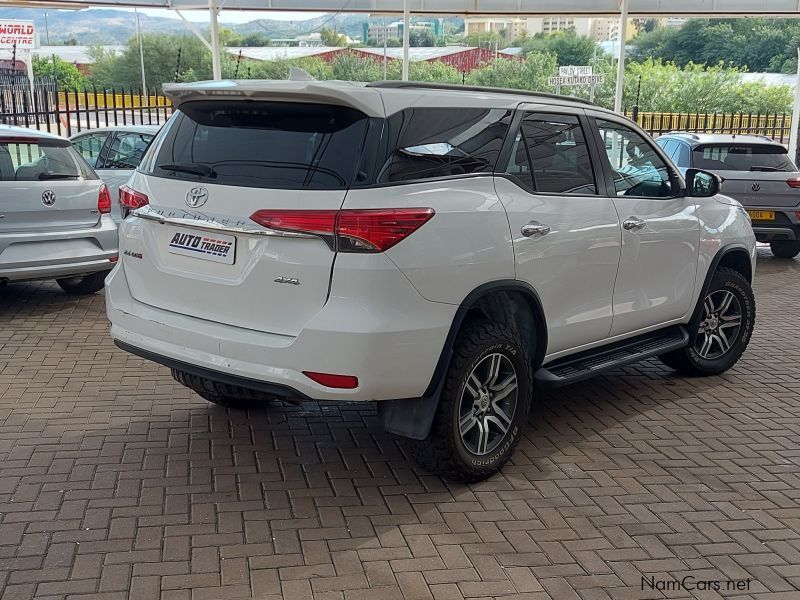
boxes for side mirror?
[685,168,721,198]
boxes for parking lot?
[0,248,797,600]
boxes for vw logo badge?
[41,190,56,206]
[751,183,761,192]
[185,186,209,208]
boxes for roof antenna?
[288,67,315,81]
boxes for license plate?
[167,227,235,265]
[747,210,776,221]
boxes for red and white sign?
[0,20,36,49]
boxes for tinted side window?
[675,142,690,167]
[659,139,678,160]
[504,113,597,195]
[72,133,109,168]
[379,107,511,183]
[597,119,674,198]
[104,132,153,169]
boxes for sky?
[94,8,327,24]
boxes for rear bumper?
[0,216,118,281]
[744,206,800,242]
[751,225,798,241]
[106,257,457,402]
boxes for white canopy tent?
[6,0,800,114]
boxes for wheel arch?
[378,280,547,441]
[690,244,753,328]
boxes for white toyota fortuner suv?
[107,80,756,482]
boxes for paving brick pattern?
[1,250,799,600]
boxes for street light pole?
[43,12,50,45]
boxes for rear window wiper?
[158,162,217,178]
[749,166,780,172]
[38,173,79,180]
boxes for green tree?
[89,34,228,89]
[320,28,348,47]
[466,53,557,91]
[520,31,598,67]
[228,32,271,47]
[631,18,800,73]
[622,59,792,113]
[409,29,435,47]
[32,55,87,89]
[331,53,383,81]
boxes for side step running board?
[534,326,690,388]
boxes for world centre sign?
[0,21,36,49]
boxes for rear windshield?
[150,100,369,190]
[0,139,83,181]
[692,144,796,172]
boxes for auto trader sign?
[0,21,36,49]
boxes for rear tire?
[171,369,268,409]
[770,241,800,259]
[659,267,754,376]
[407,319,532,483]
[56,270,110,295]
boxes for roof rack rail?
[366,81,596,106]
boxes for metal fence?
[0,87,173,138]
[628,109,793,143]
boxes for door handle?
[622,216,647,231]
[521,221,551,238]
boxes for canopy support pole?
[402,0,410,81]
[790,47,800,162]
[209,0,222,80]
[614,0,628,114]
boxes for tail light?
[97,184,112,214]
[787,178,800,189]
[119,185,149,218]
[249,208,435,253]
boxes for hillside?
[0,8,463,45]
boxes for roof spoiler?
[162,80,384,117]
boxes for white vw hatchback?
[107,80,756,481]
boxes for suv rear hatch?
[122,99,373,337]
[0,136,100,233]
[693,143,800,207]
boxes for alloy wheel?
[458,353,518,456]
[694,289,743,360]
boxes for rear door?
[691,143,800,209]
[0,137,100,233]
[494,106,621,355]
[122,100,372,337]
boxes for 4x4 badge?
[186,186,209,208]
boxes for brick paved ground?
[0,249,799,600]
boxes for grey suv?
[0,126,118,294]
[657,132,800,258]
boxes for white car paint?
[106,80,756,404]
